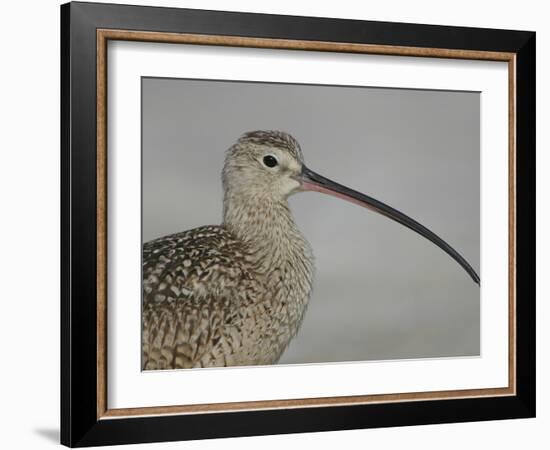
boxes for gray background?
[142,77,480,364]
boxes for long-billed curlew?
[142,130,479,370]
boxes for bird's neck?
[223,190,312,272]
[223,190,315,359]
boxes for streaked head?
[222,130,480,285]
[222,130,305,200]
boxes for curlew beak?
[298,165,480,285]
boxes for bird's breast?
[240,230,315,363]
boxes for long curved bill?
[298,165,480,285]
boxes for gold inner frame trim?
[96,28,517,420]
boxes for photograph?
[58,3,537,445]
[141,77,481,370]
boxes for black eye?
[263,155,278,168]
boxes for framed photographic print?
[60,1,536,447]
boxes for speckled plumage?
[142,131,314,370]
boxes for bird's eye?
[262,155,278,168]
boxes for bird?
[142,130,479,370]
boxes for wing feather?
[142,225,259,369]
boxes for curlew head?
[222,130,480,285]
[222,130,305,202]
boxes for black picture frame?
[61,1,535,447]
